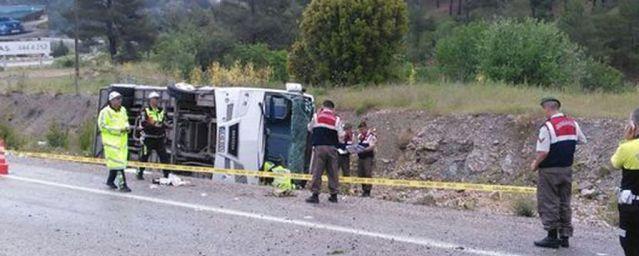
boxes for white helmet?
[148,91,160,99]
[108,91,122,101]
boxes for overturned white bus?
[92,83,315,185]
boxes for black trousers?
[620,203,639,256]
[338,154,351,177]
[139,137,170,178]
[107,169,126,186]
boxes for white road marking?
[3,174,523,256]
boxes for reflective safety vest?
[98,106,129,170]
[141,107,166,137]
[357,129,376,159]
[612,139,639,195]
[539,115,578,168]
[145,107,165,123]
[311,108,339,146]
[264,161,293,192]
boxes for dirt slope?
[0,92,97,136]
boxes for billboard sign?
[0,40,50,56]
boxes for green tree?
[478,18,582,86]
[290,0,409,85]
[595,0,639,74]
[213,0,306,50]
[153,25,199,79]
[51,41,69,58]
[435,22,487,81]
[223,44,289,82]
[530,0,554,20]
[153,21,235,79]
[65,0,156,62]
[406,0,437,63]
[557,0,599,55]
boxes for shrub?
[435,22,487,81]
[478,18,582,87]
[511,196,536,217]
[290,0,409,85]
[287,41,317,85]
[53,55,75,68]
[224,44,288,82]
[580,59,625,92]
[0,121,24,149]
[207,61,271,87]
[78,119,95,153]
[51,40,69,58]
[189,66,204,85]
[46,121,68,149]
[153,33,197,80]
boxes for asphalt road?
[0,156,624,256]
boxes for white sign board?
[0,40,50,56]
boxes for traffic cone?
[0,139,8,175]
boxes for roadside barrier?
[9,150,536,194]
[0,140,8,175]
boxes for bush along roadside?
[434,18,626,92]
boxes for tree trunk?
[457,0,462,15]
[465,0,470,20]
[105,0,117,61]
[436,0,440,8]
[449,0,453,15]
[249,0,256,44]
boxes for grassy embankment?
[315,83,638,119]
[2,62,638,120]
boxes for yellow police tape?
[9,150,536,194]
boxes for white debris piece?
[153,173,192,186]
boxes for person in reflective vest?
[98,91,132,192]
[137,91,171,180]
[356,121,377,197]
[306,100,342,204]
[263,161,293,195]
[530,97,587,249]
[611,107,639,256]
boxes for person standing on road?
[530,97,586,249]
[98,91,132,192]
[611,108,639,256]
[137,91,171,180]
[337,123,354,177]
[306,100,342,204]
[356,121,377,197]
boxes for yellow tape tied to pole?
[9,150,536,194]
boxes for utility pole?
[74,0,80,95]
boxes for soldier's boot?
[136,169,144,180]
[106,169,118,189]
[560,236,569,248]
[328,194,338,203]
[305,193,319,204]
[534,230,560,249]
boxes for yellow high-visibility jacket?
[98,105,129,170]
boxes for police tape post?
[10,150,536,194]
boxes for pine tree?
[212,0,306,50]
[65,0,156,62]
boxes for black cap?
[540,97,561,108]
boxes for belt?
[617,188,638,205]
[141,133,165,139]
